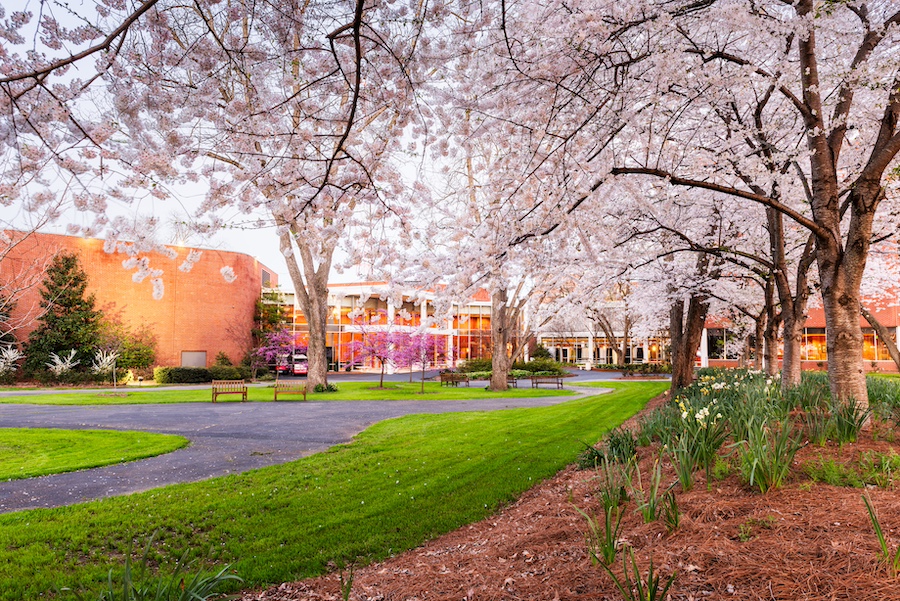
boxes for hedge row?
[153,365,251,384]
[457,358,569,376]
[596,363,672,375]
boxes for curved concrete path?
[0,393,596,514]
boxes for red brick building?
[2,232,277,367]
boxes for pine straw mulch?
[239,394,900,601]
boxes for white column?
[699,328,709,368]
[586,332,595,370]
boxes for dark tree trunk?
[670,294,709,393]
[489,288,512,391]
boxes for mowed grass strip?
[0,381,574,405]
[0,428,189,480]
[0,382,667,601]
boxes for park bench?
[274,380,307,401]
[531,375,565,389]
[507,375,518,388]
[211,379,248,402]
[439,372,470,387]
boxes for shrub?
[620,363,672,376]
[458,358,493,373]
[314,383,339,393]
[531,344,552,359]
[511,358,567,375]
[153,367,213,384]
[466,371,492,380]
[31,364,128,386]
[209,365,244,381]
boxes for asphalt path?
[0,370,637,514]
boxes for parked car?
[275,353,308,376]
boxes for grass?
[0,381,575,405]
[0,381,667,600]
[0,429,188,481]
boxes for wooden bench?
[211,379,247,402]
[274,380,307,401]
[507,376,518,388]
[439,372,470,387]
[531,376,565,389]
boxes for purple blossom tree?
[394,332,448,393]
[254,328,306,381]
[348,311,400,389]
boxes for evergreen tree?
[25,252,102,372]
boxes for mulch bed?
[240,393,900,600]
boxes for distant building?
[275,282,497,371]
[700,306,900,372]
[2,231,277,367]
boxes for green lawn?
[577,378,668,388]
[0,381,667,600]
[0,381,575,405]
[0,429,189,480]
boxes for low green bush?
[511,358,567,375]
[620,363,672,376]
[458,358,493,373]
[209,365,244,381]
[32,369,128,386]
[466,371,492,380]
[153,367,213,384]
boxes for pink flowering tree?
[393,332,449,392]
[347,311,403,389]
[0,0,429,390]
[254,328,305,381]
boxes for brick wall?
[1,231,278,367]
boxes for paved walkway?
[0,391,602,514]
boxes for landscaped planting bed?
[249,371,900,601]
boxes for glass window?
[863,328,877,361]
[804,328,827,361]
[707,328,725,359]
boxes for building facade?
[274,283,499,371]
[701,305,900,372]
[2,232,277,368]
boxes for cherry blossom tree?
[431,0,900,403]
[602,1,900,403]
[0,0,430,389]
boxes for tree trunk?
[796,1,878,406]
[752,303,766,371]
[809,184,872,404]
[781,311,805,388]
[670,294,708,392]
[861,305,900,371]
[489,288,512,391]
[594,314,621,366]
[300,273,330,390]
[763,309,781,378]
[620,316,631,365]
[277,220,333,390]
